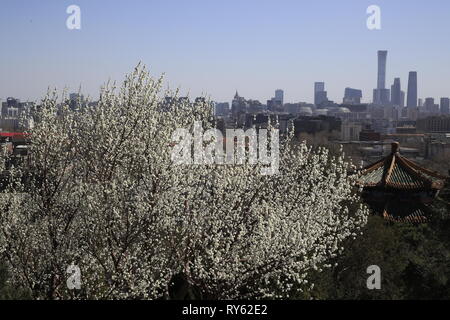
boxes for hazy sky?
[1,0,450,104]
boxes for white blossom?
[0,64,369,299]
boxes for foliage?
[0,260,30,299]
[298,202,450,300]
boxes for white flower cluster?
[0,64,369,299]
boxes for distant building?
[246,99,264,113]
[426,133,450,162]
[424,97,439,114]
[267,99,282,112]
[359,126,381,141]
[1,98,34,127]
[315,91,328,106]
[314,82,324,94]
[2,97,20,117]
[293,116,341,135]
[440,98,450,115]
[214,102,230,117]
[402,106,419,121]
[377,50,387,90]
[265,89,284,113]
[390,78,402,106]
[231,91,247,116]
[417,115,450,133]
[283,103,300,115]
[407,71,418,108]
[373,50,390,105]
[314,82,327,105]
[274,89,284,105]
[343,88,362,104]
[341,122,362,141]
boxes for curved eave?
[357,152,447,191]
[360,184,435,193]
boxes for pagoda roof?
[357,142,447,191]
[381,201,428,223]
[365,199,429,223]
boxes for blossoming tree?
[0,65,368,299]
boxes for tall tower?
[373,50,390,105]
[407,71,418,108]
[377,50,387,89]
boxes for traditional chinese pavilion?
[357,142,447,223]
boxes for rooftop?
[357,142,447,191]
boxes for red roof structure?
[357,142,448,223]
[0,132,28,138]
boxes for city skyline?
[1,0,450,104]
[1,46,448,108]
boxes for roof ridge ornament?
[391,141,400,154]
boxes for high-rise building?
[390,78,402,106]
[424,97,440,114]
[440,97,450,115]
[373,50,390,105]
[314,82,327,105]
[314,82,324,94]
[407,71,418,108]
[315,91,328,106]
[343,87,362,104]
[274,89,284,105]
[377,50,387,89]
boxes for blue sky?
[1,0,450,104]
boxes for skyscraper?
[377,50,387,89]
[407,71,418,108]
[314,82,324,93]
[440,97,450,115]
[274,89,284,105]
[373,50,390,105]
[314,82,327,105]
[315,91,328,106]
[390,78,401,106]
